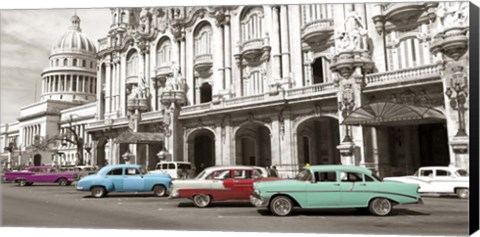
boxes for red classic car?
[4,166,77,186]
[169,166,279,207]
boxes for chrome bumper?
[75,186,84,191]
[250,193,269,207]
[168,188,179,199]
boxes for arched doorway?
[187,129,215,175]
[235,123,271,167]
[297,117,340,167]
[33,154,42,166]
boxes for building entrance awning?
[114,130,164,144]
[342,102,445,126]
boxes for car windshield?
[294,169,312,181]
[195,170,206,179]
[456,169,468,176]
[371,172,383,181]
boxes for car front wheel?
[193,194,211,208]
[456,188,469,199]
[369,198,392,216]
[91,186,106,198]
[18,179,27,187]
[270,196,293,216]
[58,178,68,186]
[153,185,166,197]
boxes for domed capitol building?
[0,2,471,178]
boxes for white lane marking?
[158,208,163,211]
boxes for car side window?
[436,170,451,176]
[107,168,123,176]
[234,170,252,180]
[315,171,336,182]
[125,168,140,175]
[161,164,168,170]
[340,172,363,182]
[420,169,433,177]
[168,163,175,170]
[213,170,231,180]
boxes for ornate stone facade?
[1,3,471,178]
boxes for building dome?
[40,14,98,104]
[51,15,96,55]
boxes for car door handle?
[359,183,366,186]
[333,183,340,186]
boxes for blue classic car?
[76,164,172,198]
[250,165,422,216]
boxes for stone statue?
[336,11,368,53]
[165,61,184,91]
[436,2,469,31]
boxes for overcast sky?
[0,8,110,124]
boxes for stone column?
[213,24,225,101]
[223,15,233,98]
[270,6,282,83]
[120,55,127,116]
[105,62,112,114]
[280,5,291,87]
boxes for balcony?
[301,19,334,49]
[286,82,336,98]
[236,38,271,67]
[193,54,213,78]
[378,3,437,27]
[364,64,441,91]
[155,65,172,79]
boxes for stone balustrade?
[285,82,336,97]
[365,64,441,87]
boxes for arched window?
[73,59,77,66]
[63,58,68,66]
[126,51,139,78]
[121,12,126,23]
[200,82,212,103]
[386,26,432,70]
[56,59,59,66]
[156,38,172,67]
[300,4,333,27]
[243,71,264,96]
[82,60,86,67]
[240,7,264,43]
[194,22,213,57]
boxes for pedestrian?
[271,165,279,177]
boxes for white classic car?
[150,161,193,179]
[384,166,469,199]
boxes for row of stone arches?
[186,116,341,174]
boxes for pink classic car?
[4,166,77,186]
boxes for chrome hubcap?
[195,195,210,207]
[372,199,391,215]
[458,189,469,198]
[93,189,103,197]
[273,198,291,215]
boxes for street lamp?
[338,87,355,143]
[3,142,16,170]
[445,67,468,137]
[84,143,92,165]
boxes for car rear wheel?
[193,194,211,208]
[91,186,106,198]
[270,196,293,216]
[58,178,68,186]
[456,188,469,199]
[18,179,27,187]
[153,185,166,197]
[26,182,34,186]
[369,198,392,216]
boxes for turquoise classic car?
[250,165,422,216]
[76,164,172,198]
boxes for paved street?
[0,182,469,235]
